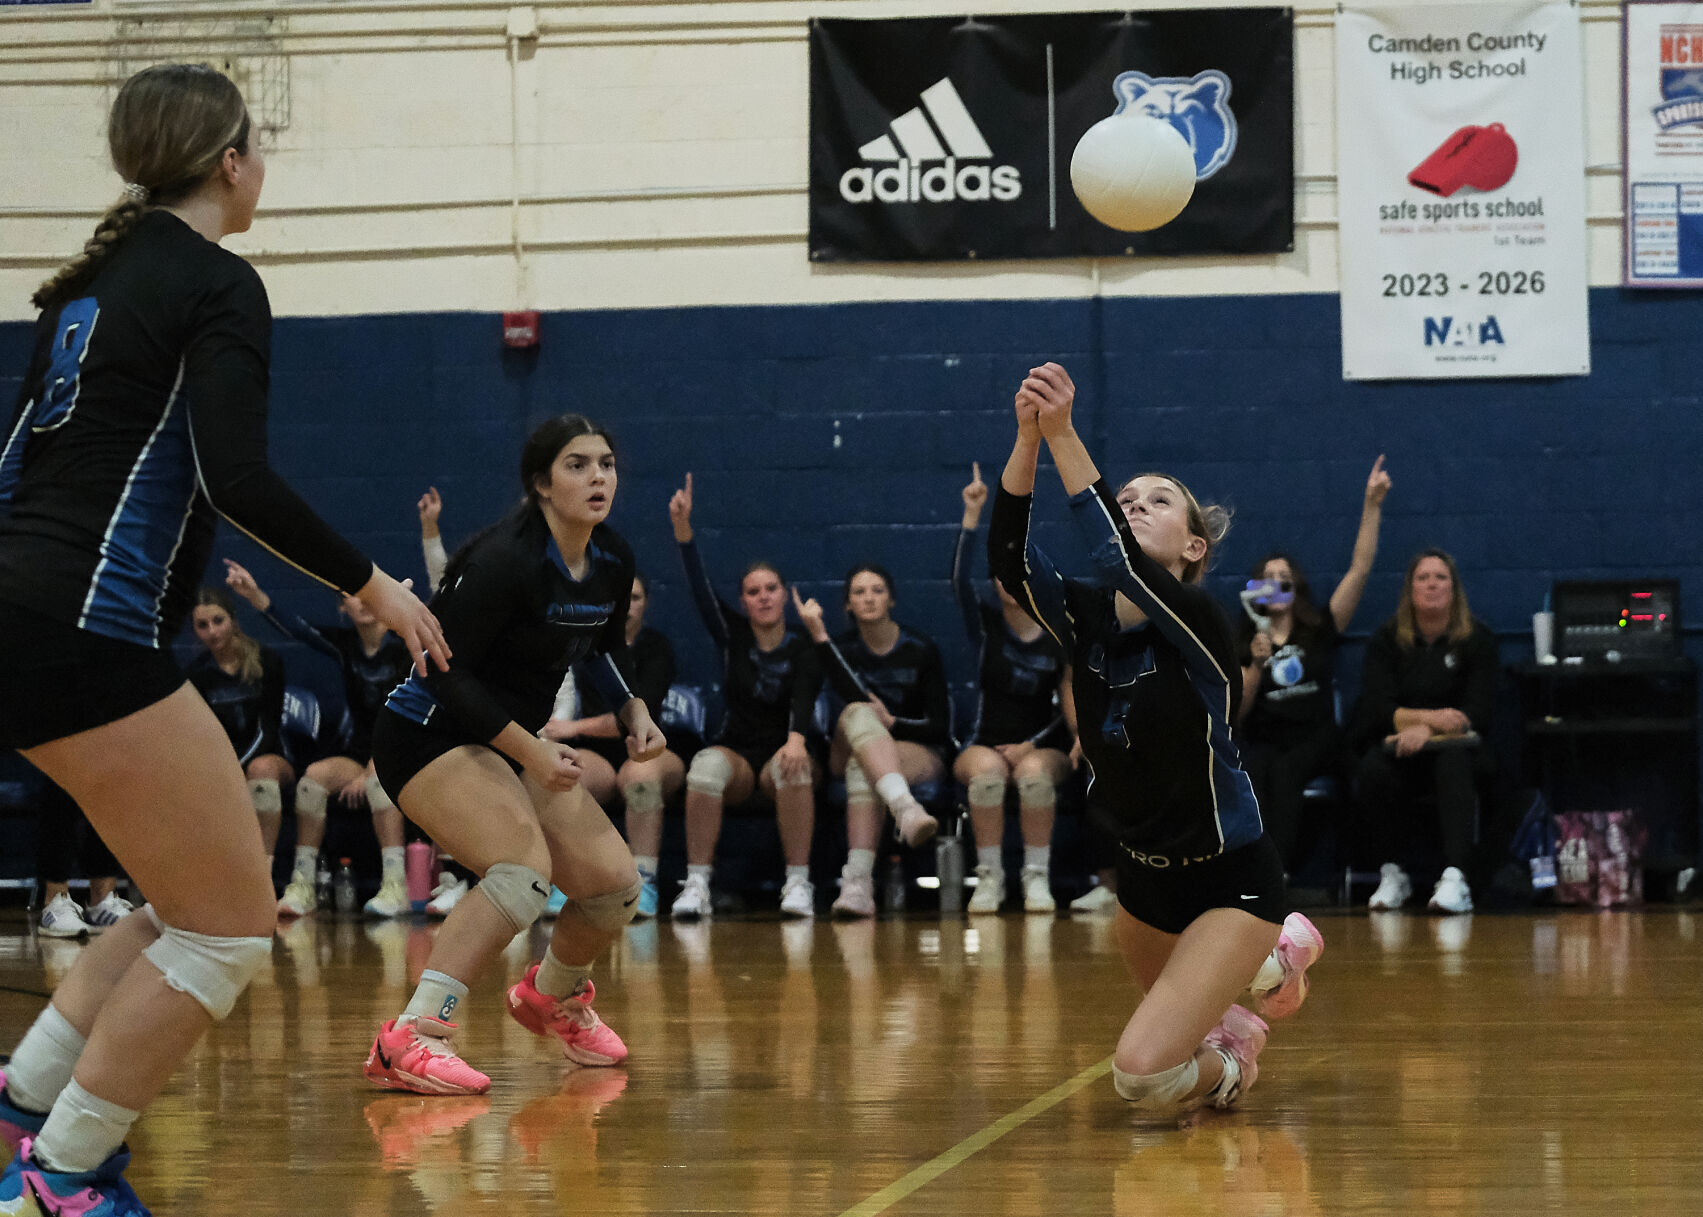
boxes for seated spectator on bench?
[222,558,415,919]
[543,571,683,919]
[794,564,947,919]
[664,474,822,919]
[1235,455,1391,878]
[34,775,133,938]
[187,588,295,879]
[952,463,1074,915]
[1354,548,1497,915]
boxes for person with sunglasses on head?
[1233,457,1391,879]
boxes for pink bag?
[1552,810,1646,907]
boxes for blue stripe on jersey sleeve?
[385,675,441,727]
[1186,667,1263,852]
[78,376,199,648]
[0,398,35,515]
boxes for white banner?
[1623,2,1703,287]
[1336,3,1589,380]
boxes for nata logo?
[1655,25,1703,131]
[1111,69,1238,180]
[840,77,1021,205]
[1424,315,1506,348]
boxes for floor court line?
[834,1055,1115,1217]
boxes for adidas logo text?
[840,77,1022,205]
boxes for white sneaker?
[84,892,135,933]
[277,872,317,919]
[671,873,712,920]
[831,868,876,919]
[1367,863,1412,911]
[968,865,1005,913]
[893,799,938,849]
[1019,865,1056,913]
[1428,866,1474,914]
[779,875,815,918]
[425,875,468,918]
[364,874,410,919]
[1069,884,1116,914]
[38,893,90,938]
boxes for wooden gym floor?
[1,906,1698,1215]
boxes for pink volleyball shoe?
[1251,912,1324,1022]
[1203,1004,1269,1109]
[363,1016,491,1096]
[506,965,629,1067]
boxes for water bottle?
[333,857,357,917]
[885,852,907,912]
[935,833,965,914]
[315,860,333,911]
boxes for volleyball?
[1069,114,1197,232]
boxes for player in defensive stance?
[364,414,664,1095]
[988,363,1320,1121]
[0,65,445,1215]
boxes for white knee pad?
[966,773,1006,807]
[567,875,645,933]
[1112,1058,1200,1114]
[248,778,281,815]
[686,749,734,798]
[840,702,886,750]
[476,862,551,933]
[294,777,329,821]
[1016,773,1056,810]
[624,778,664,815]
[142,921,272,1020]
[843,758,871,799]
[364,773,395,812]
[765,754,813,790]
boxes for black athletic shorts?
[0,599,186,751]
[1115,834,1287,935]
[371,710,518,803]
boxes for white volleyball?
[1069,114,1198,233]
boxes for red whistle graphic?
[1407,123,1518,197]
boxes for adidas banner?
[808,11,1293,261]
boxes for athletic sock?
[845,848,876,878]
[784,865,810,884]
[686,864,712,882]
[1023,845,1051,872]
[633,855,659,878]
[535,948,592,1000]
[293,846,318,878]
[401,969,469,1025]
[32,1080,138,1174]
[977,847,1002,872]
[874,773,911,807]
[380,846,406,880]
[5,1004,85,1115]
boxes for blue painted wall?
[4,287,1702,726]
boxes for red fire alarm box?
[503,311,540,349]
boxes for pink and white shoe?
[1203,1004,1268,1109]
[364,1016,491,1096]
[506,965,629,1067]
[1251,912,1324,1022]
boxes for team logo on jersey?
[839,77,1022,205]
[1655,26,1703,130]
[1270,647,1305,688]
[1110,69,1238,180]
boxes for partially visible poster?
[1336,3,1590,380]
[1623,1,1703,286]
[0,1,93,6]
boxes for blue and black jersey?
[384,511,637,742]
[259,607,413,760]
[0,210,372,648]
[817,623,951,748]
[989,481,1260,862]
[951,526,1066,748]
[186,646,286,766]
[678,539,820,752]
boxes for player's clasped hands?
[527,739,584,792]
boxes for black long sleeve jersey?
[384,512,637,742]
[186,646,286,766]
[577,627,676,723]
[679,540,821,751]
[952,526,1067,746]
[0,211,372,648]
[816,623,951,748]
[989,481,1262,863]
[260,607,413,760]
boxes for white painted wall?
[0,0,1629,320]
